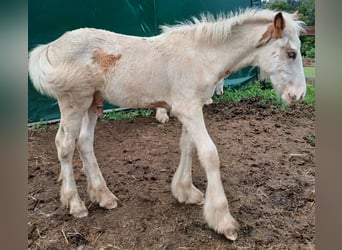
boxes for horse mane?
[160,8,304,45]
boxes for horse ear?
[256,12,286,48]
[256,25,273,48]
[292,11,299,21]
[273,12,285,38]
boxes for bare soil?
[28,98,315,250]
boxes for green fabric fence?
[28,0,261,123]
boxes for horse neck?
[194,21,268,76]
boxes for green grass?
[139,109,154,118]
[304,134,315,144]
[302,83,315,106]
[214,80,315,107]
[32,118,48,129]
[213,81,281,105]
[304,67,315,78]
[103,108,153,121]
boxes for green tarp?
[28,0,261,123]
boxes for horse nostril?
[288,93,297,101]
[299,92,304,101]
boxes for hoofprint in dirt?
[28,99,315,249]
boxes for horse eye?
[287,51,296,59]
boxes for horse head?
[255,11,306,104]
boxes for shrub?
[300,36,315,57]
[306,48,315,58]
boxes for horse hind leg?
[55,94,93,217]
[77,94,118,210]
[155,108,169,123]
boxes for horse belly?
[101,66,169,109]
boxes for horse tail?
[28,44,58,98]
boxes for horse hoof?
[99,193,119,209]
[100,198,118,209]
[223,219,239,241]
[224,229,238,241]
[70,206,88,218]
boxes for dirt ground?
[28,98,315,250]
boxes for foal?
[29,9,306,240]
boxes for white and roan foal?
[28,9,306,240]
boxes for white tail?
[28,44,57,98]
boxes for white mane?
[160,8,304,45]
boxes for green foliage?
[213,81,281,105]
[103,110,139,120]
[302,83,315,106]
[305,47,315,58]
[297,0,315,25]
[304,134,315,143]
[304,67,315,78]
[103,109,153,121]
[262,0,294,12]
[32,118,48,129]
[214,80,315,107]
[140,109,153,117]
[300,36,315,57]
[262,0,315,26]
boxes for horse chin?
[270,82,288,104]
[281,93,293,105]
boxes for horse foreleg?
[171,125,204,205]
[77,103,118,210]
[175,105,239,241]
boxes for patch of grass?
[140,109,153,118]
[304,67,315,78]
[302,83,315,106]
[304,134,315,144]
[214,81,281,105]
[304,134,315,146]
[103,109,139,120]
[214,80,315,108]
[103,109,153,121]
[32,118,48,129]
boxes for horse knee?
[55,126,64,148]
[77,134,93,154]
[198,143,219,169]
[59,143,74,161]
[55,133,76,161]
